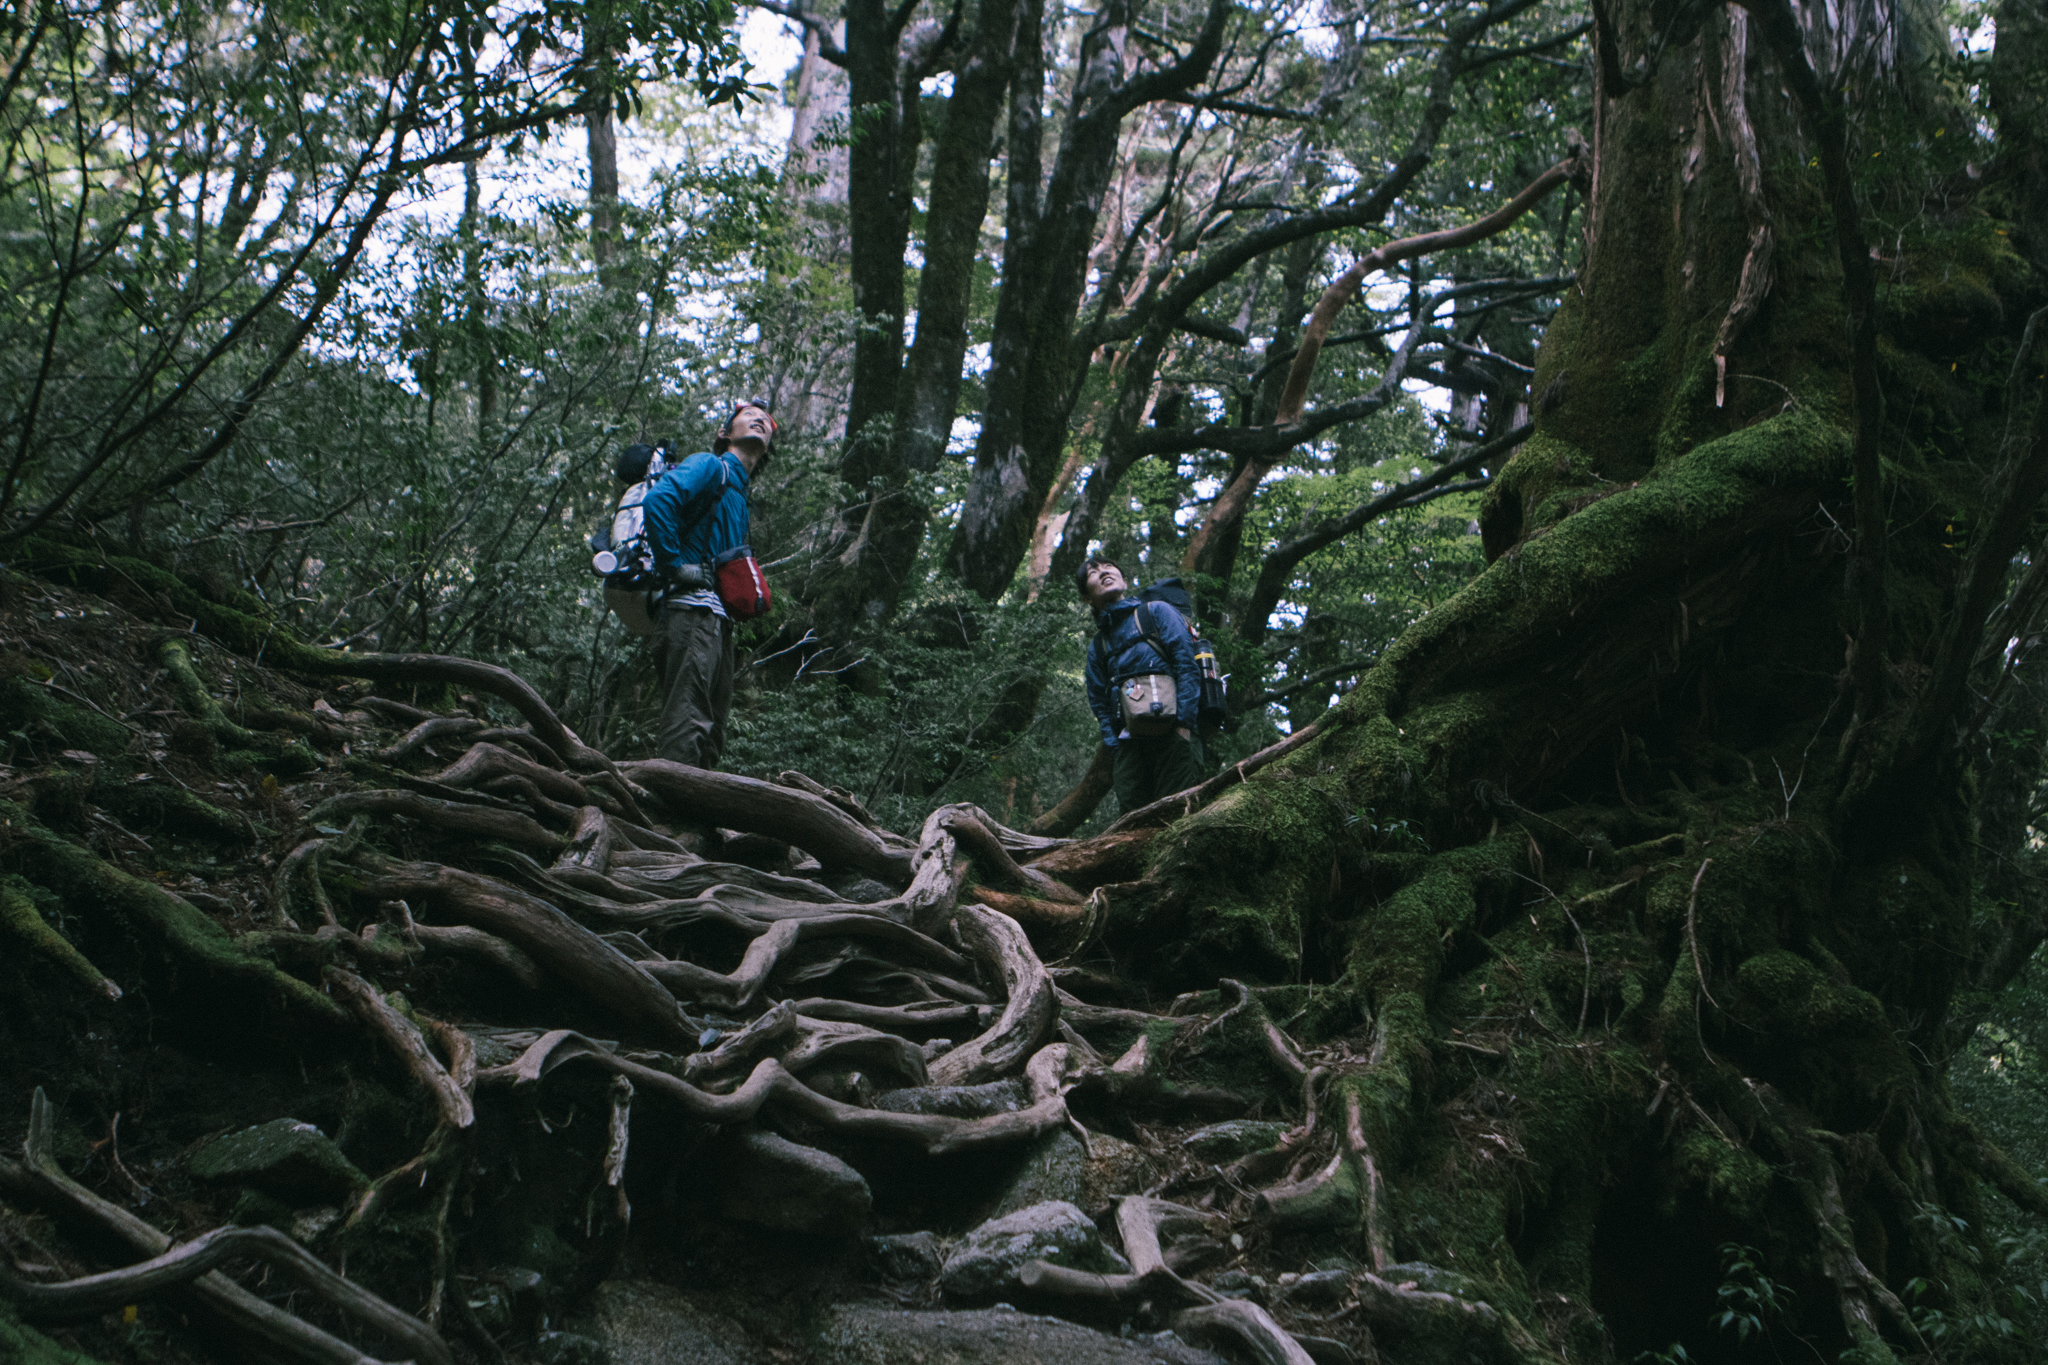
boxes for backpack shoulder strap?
[1133,602,1172,659]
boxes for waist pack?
[1121,673,1179,735]
[714,545,772,620]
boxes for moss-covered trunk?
[1127,0,2048,1359]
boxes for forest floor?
[0,556,1414,1365]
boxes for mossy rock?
[190,1118,368,1204]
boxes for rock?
[939,1201,1129,1300]
[533,1330,607,1365]
[876,1081,1026,1117]
[1079,1132,1157,1205]
[817,1306,1231,1364]
[1180,1120,1288,1162]
[866,1231,945,1281]
[1294,1336,1364,1365]
[823,873,900,905]
[1211,1269,1263,1301]
[189,1119,366,1203]
[714,1131,871,1237]
[991,1131,1085,1217]
[1276,1269,1352,1305]
[585,1279,764,1365]
[1379,1261,1484,1299]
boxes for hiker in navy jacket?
[641,400,774,768]
[1079,557,1205,813]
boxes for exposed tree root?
[0,799,346,1028]
[481,1031,1075,1157]
[0,1092,446,1365]
[0,875,120,1000]
[157,638,319,772]
[311,788,566,852]
[353,855,696,1047]
[325,968,475,1129]
[625,759,921,883]
[927,905,1057,1086]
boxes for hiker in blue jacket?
[1078,557,1206,813]
[642,399,775,768]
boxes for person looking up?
[1078,556,1205,814]
[641,399,776,768]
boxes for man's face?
[1082,562,1126,607]
[725,404,774,457]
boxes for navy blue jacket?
[1085,596,1202,747]
[642,451,750,575]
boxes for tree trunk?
[1117,0,2048,1359]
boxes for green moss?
[1669,1131,1773,1223]
[0,1303,110,1365]
[1733,950,1885,1039]
[0,872,118,999]
[0,676,129,756]
[0,799,346,1031]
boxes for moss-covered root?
[0,874,121,1000]
[0,1303,108,1365]
[95,774,255,844]
[0,800,346,1032]
[155,639,318,776]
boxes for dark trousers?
[655,605,733,768]
[1112,732,1205,814]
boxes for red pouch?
[713,545,772,620]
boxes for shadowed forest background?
[5,0,2048,1359]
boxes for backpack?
[1092,580,1230,728]
[588,450,730,636]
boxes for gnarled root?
[625,759,919,884]
[481,1032,1074,1157]
[0,1090,447,1365]
[927,904,1056,1086]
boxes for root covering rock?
[817,1306,1230,1365]
[940,1201,1129,1300]
[713,1131,873,1237]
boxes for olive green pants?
[1111,732,1205,814]
[655,605,734,769]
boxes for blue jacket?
[642,451,750,575]
[1085,596,1202,747]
